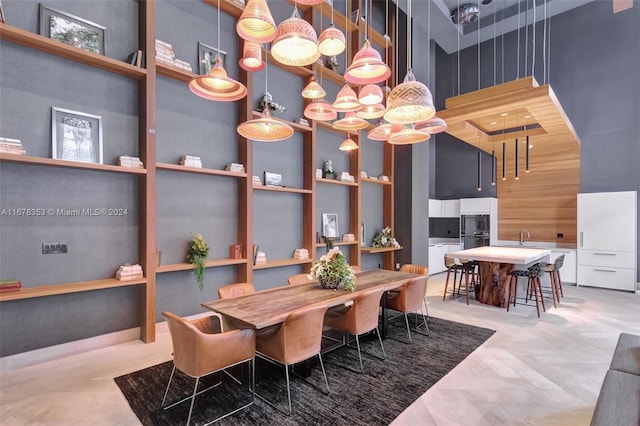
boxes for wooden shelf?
[361,177,392,185]
[253,185,312,194]
[261,49,315,79]
[0,154,147,175]
[156,162,247,178]
[312,64,346,87]
[0,277,147,302]
[317,177,358,187]
[361,246,403,254]
[0,23,147,79]
[253,258,313,270]
[157,258,247,273]
[156,62,196,83]
[202,0,245,19]
[316,240,360,248]
[251,111,312,133]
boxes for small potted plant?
[186,233,209,291]
[309,247,356,291]
[323,159,336,179]
[371,226,401,248]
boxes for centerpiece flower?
[186,233,209,291]
[371,226,401,248]
[309,247,356,292]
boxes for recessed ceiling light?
[490,121,497,125]
[524,115,532,119]
[500,113,508,117]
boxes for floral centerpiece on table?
[371,226,401,248]
[186,233,209,291]
[309,247,356,292]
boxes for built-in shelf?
[361,177,392,186]
[315,240,360,248]
[0,23,147,79]
[253,185,312,194]
[0,277,147,302]
[251,111,312,133]
[0,154,147,175]
[253,258,313,270]
[156,62,195,83]
[317,178,358,187]
[156,162,247,178]
[157,258,247,273]
[361,246,403,254]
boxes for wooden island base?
[476,262,515,308]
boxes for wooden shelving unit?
[315,240,360,248]
[253,258,313,270]
[253,185,312,194]
[157,258,247,274]
[361,177,392,185]
[361,246,403,254]
[317,178,358,187]
[156,162,247,178]
[0,278,147,302]
[0,154,148,175]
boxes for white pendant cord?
[517,0,520,79]
[477,0,480,91]
[217,0,221,55]
[456,0,460,95]
[531,0,536,80]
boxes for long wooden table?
[447,246,551,307]
[202,269,418,337]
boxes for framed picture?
[322,213,339,239]
[51,107,103,164]
[39,5,106,55]
[198,42,226,75]
[351,9,360,24]
[264,171,282,187]
[0,0,6,23]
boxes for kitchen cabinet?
[460,197,497,215]
[429,199,460,218]
[550,249,577,284]
[577,191,637,291]
[428,243,461,274]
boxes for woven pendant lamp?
[332,111,368,131]
[304,99,337,121]
[367,120,402,141]
[356,103,385,120]
[239,41,265,72]
[358,84,384,105]
[236,0,277,44]
[318,25,346,57]
[332,84,361,112]
[383,69,435,124]
[301,75,326,99]
[270,5,320,66]
[237,108,294,142]
[339,135,359,151]
[295,0,325,5]
[415,116,447,134]
[344,40,391,85]
[189,57,247,101]
[387,123,430,145]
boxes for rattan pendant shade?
[332,111,368,131]
[387,123,430,144]
[415,116,447,134]
[344,40,391,85]
[358,84,384,105]
[236,0,277,44]
[237,108,294,142]
[384,69,435,124]
[270,6,320,66]
[339,135,359,151]
[356,103,385,119]
[367,120,402,141]
[239,41,265,71]
[318,25,346,56]
[189,58,247,101]
[332,84,361,112]
[295,0,325,5]
[304,99,337,121]
[301,76,326,99]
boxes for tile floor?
[1,273,639,425]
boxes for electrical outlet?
[42,243,68,254]
[395,263,400,270]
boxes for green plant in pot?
[186,233,209,291]
[309,247,356,291]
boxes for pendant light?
[239,41,265,72]
[236,0,277,44]
[526,135,530,172]
[387,124,430,145]
[237,48,293,142]
[477,151,482,191]
[270,4,320,66]
[491,150,496,185]
[367,120,401,141]
[356,103,385,120]
[415,116,447,134]
[384,0,435,125]
[332,84,361,112]
[339,133,359,151]
[304,98,337,121]
[190,0,247,101]
[514,138,519,180]
[332,112,368,131]
[301,74,326,99]
[318,0,345,56]
[358,84,384,105]
[502,142,507,181]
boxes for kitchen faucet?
[520,229,531,245]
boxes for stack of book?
[225,163,245,173]
[252,175,263,187]
[296,117,309,126]
[360,170,368,179]
[0,279,22,293]
[0,137,26,155]
[118,156,144,168]
[379,175,389,182]
[155,39,176,66]
[174,59,192,72]
[115,264,144,281]
[255,251,267,265]
[339,172,355,183]
[293,248,309,260]
[342,233,356,242]
[180,155,202,168]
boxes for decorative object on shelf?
[360,223,366,247]
[387,123,430,145]
[180,155,202,168]
[116,264,144,281]
[270,4,320,66]
[264,171,282,186]
[236,0,276,44]
[252,175,263,186]
[0,1,6,24]
[304,98,336,121]
[186,233,209,291]
[326,55,340,72]
[318,0,345,57]
[173,59,192,72]
[255,251,267,264]
[259,91,286,113]
[118,156,144,168]
[225,162,245,173]
[371,226,400,248]
[342,233,355,242]
[322,160,335,179]
[339,135,358,152]
[316,168,323,178]
[39,5,106,55]
[0,280,22,293]
[126,49,144,68]
[155,39,175,66]
[252,244,259,264]
[339,171,355,182]
[0,137,26,155]
[239,40,264,71]
[309,247,356,291]
[198,42,226,75]
[322,212,339,239]
[190,0,247,102]
[296,117,309,126]
[332,112,368,131]
[293,248,309,260]
[51,107,103,164]
[360,170,368,179]
[379,175,389,182]
[230,244,243,260]
[156,250,162,267]
[332,84,361,112]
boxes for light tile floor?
[1,273,639,425]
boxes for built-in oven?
[460,214,490,249]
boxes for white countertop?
[448,246,551,264]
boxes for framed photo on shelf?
[198,42,226,75]
[351,9,360,24]
[360,223,366,247]
[39,5,106,55]
[264,171,282,187]
[322,213,339,239]
[51,107,103,164]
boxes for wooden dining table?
[201,269,418,338]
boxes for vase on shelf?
[323,171,336,180]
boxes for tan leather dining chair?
[218,282,256,299]
[323,287,386,373]
[255,304,329,414]
[161,311,256,425]
[386,276,429,342]
[287,273,316,286]
[399,264,428,275]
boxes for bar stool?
[543,254,565,307]
[506,262,545,317]
[442,256,474,305]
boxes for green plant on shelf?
[371,226,400,249]
[186,233,209,291]
[309,247,356,292]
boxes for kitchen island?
[447,246,551,307]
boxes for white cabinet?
[577,191,637,292]
[428,243,462,275]
[550,249,577,284]
[429,199,442,218]
[429,199,460,218]
[460,197,497,215]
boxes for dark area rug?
[115,315,495,426]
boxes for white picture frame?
[51,107,103,164]
[322,213,339,239]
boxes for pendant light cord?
[456,0,460,95]
[531,0,536,79]
[217,0,221,54]
[524,0,529,76]
[407,0,412,71]
[517,0,520,79]
[543,0,547,84]
[477,0,480,90]
[427,0,431,84]
[493,0,496,86]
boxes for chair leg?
[549,272,558,308]
[404,313,412,342]
[530,277,540,318]
[161,364,176,407]
[537,277,546,312]
[464,271,470,305]
[443,269,451,301]
[317,353,329,393]
[284,365,292,414]
[556,271,564,297]
[186,376,199,426]
[355,334,364,373]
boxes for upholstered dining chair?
[161,311,256,425]
[218,282,256,299]
[255,304,329,414]
[287,273,316,286]
[398,263,430,320]
[386,276,429,342]
[323,287,386,373]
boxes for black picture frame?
[51,107,103,164]
[198,42,226,75]
[39,5,106,55]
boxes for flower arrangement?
[323,159,335,179]
[371,226,401,248]
[186,233,209,291]
[309,247,356,292]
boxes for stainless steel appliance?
[460,214,490,249]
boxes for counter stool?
[543,254,565,307]
[442,256,474,305]
[506,262,545,317]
